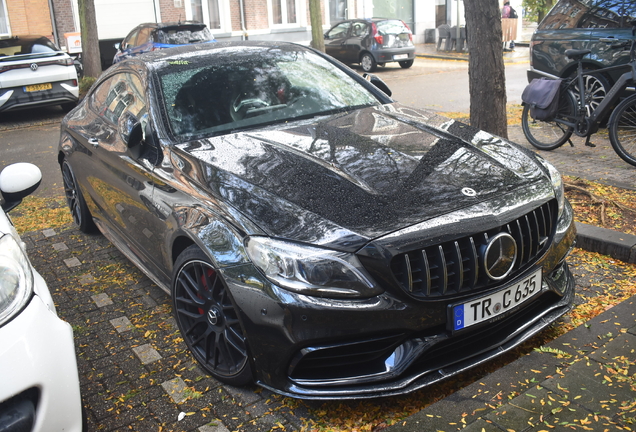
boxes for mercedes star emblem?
[483,232,517,280]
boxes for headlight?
[245,237,383,299]
[536,156,565,215]
[0,233,34,326]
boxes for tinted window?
[136,27,153,45]
[156,26,213,44]
[157,46,380,138]
[0,37,58,56]
[540,0,636,30]
[327,22,351,38]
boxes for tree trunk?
[78,0,102,78]
[309,0,324,52]
[463,0,508,139]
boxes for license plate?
[25,83,52,92]
[451,268,542,331]
[393,54,408,60]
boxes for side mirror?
[363,73,392,97]
[114,42,122,51]
[118,111,144,158]
[0,163,42,212]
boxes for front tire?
[360,53,377,72]
[172,245,253,386]
[399,59,414,69]
[608,93,636,167]
[521,90,576,150]
[61,159,97,233]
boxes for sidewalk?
[385,294,636,431]
[415,42,530,64]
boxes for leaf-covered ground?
[9,188,636,432]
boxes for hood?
[173,104,549,250]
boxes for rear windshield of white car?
[0,37,59,57]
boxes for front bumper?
[0,80,78,112]
[0,271,83,431]
[223,199,577,399]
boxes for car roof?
[134,21,208,31]
[120,40,310,67]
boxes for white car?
[0,35,79,112]
[0,163,83,431]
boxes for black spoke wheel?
[61,159,97,233]
[521,89,576,150]
[172,246,252,385]
[608,93,636,167]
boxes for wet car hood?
[174,104,549,250]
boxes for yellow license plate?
[25,83,53,92]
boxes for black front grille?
[390,200,557,299]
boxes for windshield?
[157,27,214,44]
[158,46,380,138]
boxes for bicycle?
[521,20,636,167]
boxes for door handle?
[88,138,99,147]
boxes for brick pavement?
[23,225,310,432]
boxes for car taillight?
[59,57,74,67]
[402,21,413,42]
[371,23,383,45]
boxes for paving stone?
[52,242,68,251]
[162,377,189,404]
[199,421,230,432]
[110,316,134,333]
[224,384,262,406]
[588,332,636,365]
[64,257,82,268]
[42,228,56,237]
[132,343,162,364]
[78,273,95,285]
[91,293,113,308]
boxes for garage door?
[95,0,160,39]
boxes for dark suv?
[528,0,636,112]
[113,22,215,64]
[324,18,415,72]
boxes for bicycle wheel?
[521,89,576,150]
[608,93,636,167]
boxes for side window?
[352,22,368,37]
[89,73,147,125]
[136,27,153,45]
[327,22,351,39]
[579,0,636,29]
[123,29,140,49]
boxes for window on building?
[0,0,10,36]
[190,0,222,30]
[272,0,297,25]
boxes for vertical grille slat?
[390,200,558,299]
[404,254,413,292]
[422,249,431,296]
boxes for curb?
[575,222,636,263]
